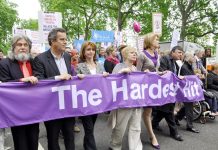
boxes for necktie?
[22,62,30,77]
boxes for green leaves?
[0,0,18,53]
[170,0,218,45]
[37,0,217,46]
[20,19,38,30]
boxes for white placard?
[12,28,26,36]
[152,13,162,35]
[170,29,180,50]
[38,11,62,43]
[206,57,217,65]
[25,30,40,44]
[137,36,144,52]
[183,41,204,53]
[114,31,123,47]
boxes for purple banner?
[0,72,204,128]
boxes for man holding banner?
[33,28,75,150]
[152,46,184,141]
[0,35,39,150]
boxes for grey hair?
[48,28,66,46]
[11,35,32,52]
[194,45,204,54]
[122,46,137,61]
[194,49,203,54]
[184,52,194,62]
[8,50,32,61]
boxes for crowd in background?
[0,28,218,150]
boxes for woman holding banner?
[109,46,143,150]
[76,41,107,150]
[136,32,160,149]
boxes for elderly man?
[152,46,184,141]
[33,28,75,150]
[0,35,39,150]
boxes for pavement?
[4,113,218,150]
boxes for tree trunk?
[180,18,186,41]
[84,24,89,40]
[117,0,122,31]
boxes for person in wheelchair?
[206,64,218,116]
[175,52,200,133]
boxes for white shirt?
[89,68,97,75]
[51,51,68,80]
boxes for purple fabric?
[0,72,204,128]
[143,50,158,67]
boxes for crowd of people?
[0,27,218,150]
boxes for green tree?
[170,0,218,45]
[135,0,171,41]
[95,0,144,31]
[0,0,18,53]
[19,19,38,30]
[95,0,172,42]
[39,0,107,40]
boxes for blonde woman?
[109,46,142,150]
[136,33,160,149]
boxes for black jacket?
[32,50,72,79]
[156,54,179,113]
[0,58,33,82]
[159,55,179,74]
[180,61,194,76]
[104,59,117,74]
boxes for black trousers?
[44,117,75,150]
[11,123,39,150]
[81,114,98,150]
[176,102,194,128]
[152,110,178,136]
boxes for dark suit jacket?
[32,50,72,79]
[0,58,33,82]
[159,55,178,74]
[157,54,179,113]
[180,61,194,76]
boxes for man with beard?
[33,28,75,150]
[0,35,39,150]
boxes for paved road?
[4,113,218,150]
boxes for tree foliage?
[0,0,18,53]
[38,0,217,46]
[95,0,144,31]
[134,0,171,41]
[170,0,218,45]
[39,0,107,40]
[19,19,38,30]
